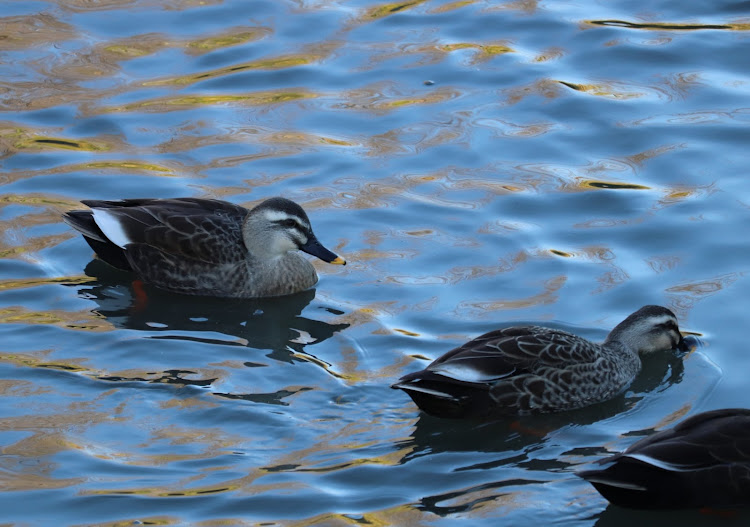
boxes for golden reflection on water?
[533,46,565,63]
[0,13,76,50]
[0,233,72,260]
[668,273,741,300]
[360,0,428,22]
[474,117,561,138]
[645,255,680,274]
[145,54,326,87]
[585,19,750,31]
[504,74,705,105]
[58,0,224,13]
[1,124,128,153]
[100,91,318,114]
[557,80,646,100]
[0,350,92,372]
[330,169,516,211]
[74,417,416,498]
[0,1,744,524]
[429,0,477,14]
[0,305,111,331]
[456,275,567,314]
[187,27,272,54]
[80,517,177,527]
[335,84,462,115]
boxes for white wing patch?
[431,362,500,383]
[92,209,131,249]
[394,383,455,399]
[582,476,647,491]
[624,453,694,472]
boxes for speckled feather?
[83,198,251,264]
[392,305,684,418]
[64,197,337,298]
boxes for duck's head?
[243,197,346,265]
[605,305,687,355]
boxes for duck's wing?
[391,326,598,418]
[78,198,250,264]
[487,327,611,413]
[425,326,597,383]
[578,409,750,508]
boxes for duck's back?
[486,327,640,414]
[83,198,250,262]
[394,326,641,418]
[64,198,319,297]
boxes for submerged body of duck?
[578,408,750,509]
[392,305,687,418]
[64,196,345,298]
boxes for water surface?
[1,1,749,525]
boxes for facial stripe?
[262,210,310,230]
[645,314,677,327]
[289,229,308,246]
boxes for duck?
[578,408,750,509]
[391,305,688,418]
[63,196,345,298]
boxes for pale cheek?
[270,236,297,256]
[653,333,675,352]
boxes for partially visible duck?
[64,197,345,298]
[392,305,687,418]
[578,408,750,509]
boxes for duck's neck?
[603,330,640,356]
[601,338,642,379]
[241,253,318,297]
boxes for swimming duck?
[391,305,687,418]
[578,408,750,509]
[64,197,345,298]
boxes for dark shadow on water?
[97,368,217,387]
[400,346,687,459]
[400,346,689,518]
[76,259,349,354]
[68,259,350,393]
[214,386,314,406]
[401,396,630,465]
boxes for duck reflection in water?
[392,306,690,419]
[70,259,349,392]
[400,348,686,463]
[397,350,691,519]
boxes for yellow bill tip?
[330,256,346,266]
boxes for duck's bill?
[678,334,701,352]
[300,237,346,265]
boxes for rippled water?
[1,1,749,525]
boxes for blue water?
[1,1,749,525]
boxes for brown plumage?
[392,306,687,418]
[64,197,345,298]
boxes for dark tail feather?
[63,210,106,242]
[391,372,495,419]
[64,209,133,271]
[577,462,685,509]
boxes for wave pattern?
[0,0,747,525]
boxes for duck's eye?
[280,219,298,229]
